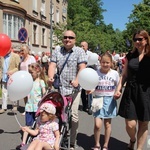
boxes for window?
[41,0,45,16]
[52,4,54,22]
[33,24,39,45]
[62,16,66,22]
[42,28,46,46]
[62,0,67,4]
[33,0,37,11]
[56,9,59,23]
[33,25,37,44]
[63,7,67,14]
[12,0,19,2]
[3,13,24,40]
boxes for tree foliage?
[125,0,150,42]
[53,22,67,46]
[53,0,149,54]
[66,0,128,53]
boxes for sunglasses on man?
[63,36,75,39]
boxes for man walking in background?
[0,48,20,114]
[80,41,93,115]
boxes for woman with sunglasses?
[114,29,150,150]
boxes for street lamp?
[50,0,53,56]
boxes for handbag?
[91,97,103,113]
[53,73,60,89]
[53,51,72,89]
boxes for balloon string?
[14,112,22,127]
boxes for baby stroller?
[22,90,74,150]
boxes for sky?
[102,0,142,31]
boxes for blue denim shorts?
[93,96,117,119]
[25,112,36,126]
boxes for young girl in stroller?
[21,102,60,150]
[21,90,74,150]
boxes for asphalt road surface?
[0,97,149,150]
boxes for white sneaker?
[22,112,25,116]
[0,109,7,114]
[12,106,17,111]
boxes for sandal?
[91,146,101,150]
[102,146,108,150]
[127,139,136,150]
[16,143,25,150]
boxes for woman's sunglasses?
[133,38,144,42]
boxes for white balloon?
[78,68,99,90]
[114,54,120,61]
[7,71,33,101]
[88,53,99,65]
[31,51,35,54]
[55,45,61,50]
[37,51,42,56]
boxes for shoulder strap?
[59,50,72,75]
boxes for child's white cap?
[40,103,56,115]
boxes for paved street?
[0,97,149,150]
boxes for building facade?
[0,0,68,54]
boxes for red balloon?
[0,34,11,56]
[35,55,39,61]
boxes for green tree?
[120,0,150,52]
[53,22,67,46]
[53,0,128,54]
[67,0,105,50]
[126,0,150,36]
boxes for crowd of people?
[0,29,150,150]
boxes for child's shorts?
[93,96,117,119]
[25,112,36,126]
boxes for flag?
[97,44,100,50]
[126,39,130,47]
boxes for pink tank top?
[20,55,36,71]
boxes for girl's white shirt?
[94,69,119,96]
